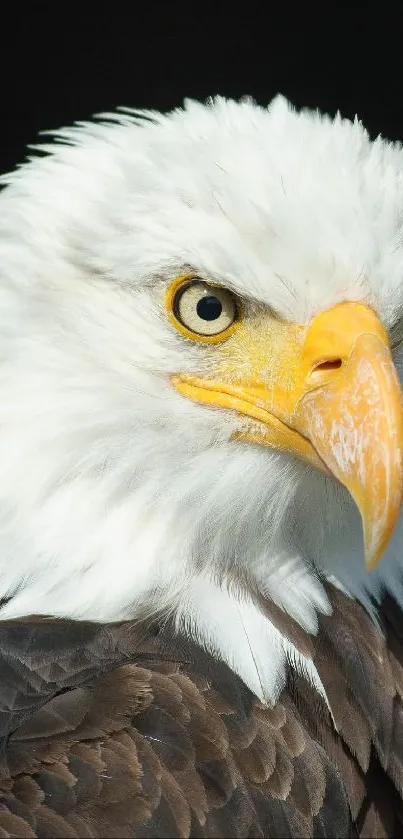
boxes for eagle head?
[0,95,403,702]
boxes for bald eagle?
[0,95,402,838]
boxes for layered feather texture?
[0,584,401,837]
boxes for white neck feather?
[174,572,329,707]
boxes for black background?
[1,6,402,177]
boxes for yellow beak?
[172,303,403,570]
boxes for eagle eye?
[166,277,239,343]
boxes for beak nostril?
[308,358,343,383]
[314,359,343,372]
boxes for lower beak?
[172,303,403,570]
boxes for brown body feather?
[0,586,401,838]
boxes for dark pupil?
[196,295,223,321]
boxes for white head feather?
[0,95,403,703]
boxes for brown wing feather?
[0,586,400,836]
